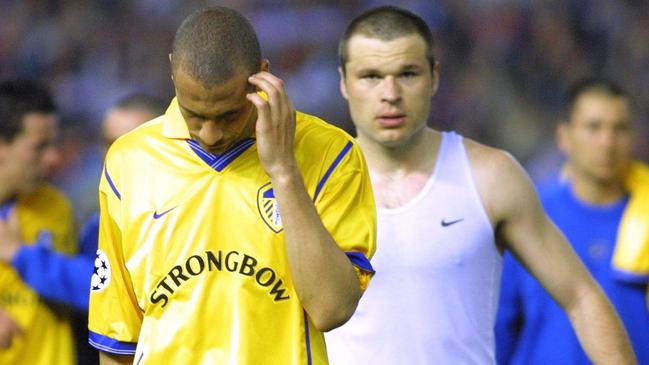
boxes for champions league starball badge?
[91,249,111,292]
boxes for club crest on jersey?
[91,249,111,292]
[257,182,283,233]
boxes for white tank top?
[326,132,502,364]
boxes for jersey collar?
[162,97,192,139]
[162,97,256,172]
[187,138,256,172]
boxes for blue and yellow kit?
[0,185,76,365]
[88,98,376,364]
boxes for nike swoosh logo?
[153,207,176,219]
[441,218,464,227]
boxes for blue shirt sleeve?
[10,213,99,311]
[495,252,524,365]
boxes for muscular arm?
[469,142,636,365]
[99,352,134,365]
[267,169,361,331]
[247,71,361,331]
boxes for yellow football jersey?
[88,98,376,364]
[0,184,76,365]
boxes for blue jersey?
[496,183,649,364]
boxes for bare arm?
[99,352,134,365]
[246,71,361,331]
[469,142,636,365]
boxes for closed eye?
[400,71,419,78]
[360,73,381,80]
[218,110,241,122]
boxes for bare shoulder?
[463,138,519,177]
[463,137,526,196]
[462,137,537,226]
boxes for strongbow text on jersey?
[150,249,291,307]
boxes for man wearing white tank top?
[325,6,636,365]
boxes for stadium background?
[0,0,647,223]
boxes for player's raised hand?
[246,71,297,178]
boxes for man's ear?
[556,121,570,154]
[431,61,440,97]
[169,54,175,82]
[0,139,9,163]
[260,59,270,73]
[556,121,574,181]
[339,67,348,100]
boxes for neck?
[357,127,440,178]
[358,128,441,209]
[569,168,626,205]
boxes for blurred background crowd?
[1,0,648,223]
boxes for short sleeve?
[313,140,376,291]
[88,158,142,355]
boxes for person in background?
[0,92,165,365]
[496,78,648,364]
[324,6,636,365]
[79,93,168,262]
[0,78,76,364]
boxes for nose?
[198,120,224,146]
[381,76,401,103]
[597,127,617,152]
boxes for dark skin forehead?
[173,66,254,119]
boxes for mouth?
[376,113,407,128]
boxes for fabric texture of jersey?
[88,98,376,365]
[0,184,76,365]
[496,182,649,365]
[326,131,500,364]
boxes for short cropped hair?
[113,93,167,116]
[0,79,56,142]
[339,6,435,73]
[564,78,629,120]
[171,6,261,87]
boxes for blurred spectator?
[496,78,649,365]
[0,78,76,365]
[0,92,164,365]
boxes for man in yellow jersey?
[0,79,77,364]
[88,6,376,365]
[0,92,166,365]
